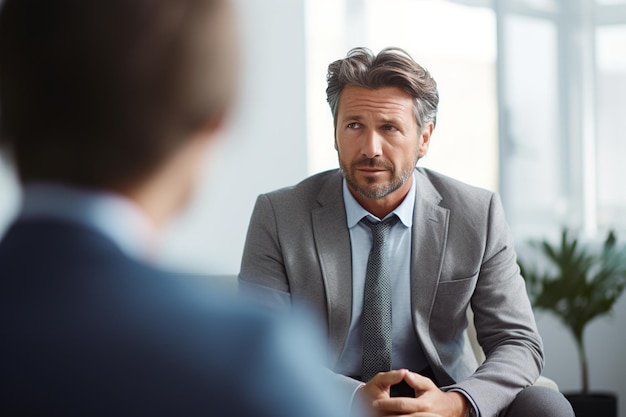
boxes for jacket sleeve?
[446,192,544,417]
[239,193,370,416]
[239,193,292,311]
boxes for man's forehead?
[337,85,415,117]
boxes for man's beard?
[339,155,416,200]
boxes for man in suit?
[239,47,574,417]
[0,1,346,416]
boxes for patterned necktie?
[360,215,399,382]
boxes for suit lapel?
[410,170,449,342]
[311,171,352,365]
[310,169,451,368]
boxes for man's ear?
[203,110,228,135]
[417,122,434,158]
[197,109,228,140]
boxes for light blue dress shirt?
[335,173,428,377]
[19,182,157,262]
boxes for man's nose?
[362,130,383,159]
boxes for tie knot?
[361,215,399,238]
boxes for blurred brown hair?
[0,0,237,188]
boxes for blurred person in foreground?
[239,47,574,417]
[0,1,346,415]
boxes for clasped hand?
[354,369,467,417]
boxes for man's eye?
[382,124,398,131]
[347,122,360,129]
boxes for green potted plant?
[518,229,626,417]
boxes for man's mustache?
[351,157,393,170]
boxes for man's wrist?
[447,388,477,417]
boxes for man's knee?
[503,386,574,417]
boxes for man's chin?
[354,183,394,200]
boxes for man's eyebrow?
[378,116,405,125]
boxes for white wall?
[158,0,309,274]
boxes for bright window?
[306,0,626,241]
[305,0,498,191]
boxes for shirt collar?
[342,171,416,228]
[19,182,158,261]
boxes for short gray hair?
[326,47,439,130]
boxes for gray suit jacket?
[240,168,544,417]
